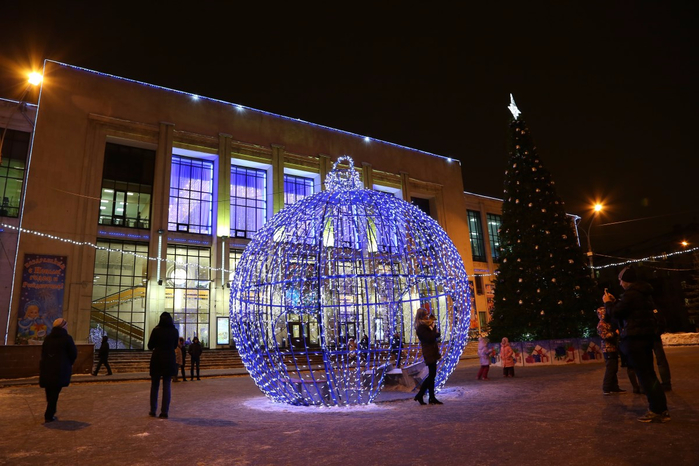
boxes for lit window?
[100,143,154,229]
[168,156,214,234]
[468,210,486,262]
[0,129,30,218]
[487,213,502,260]
[284,174,314,206]
[230,165,266,238]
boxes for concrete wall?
[0,344,94,379]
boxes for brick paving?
[1,346,697,466]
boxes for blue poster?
[15,254,68,345]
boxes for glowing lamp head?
[28,72,43,86]
[593,203,603,213]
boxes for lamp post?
[583,203,603,279]
[0,71,43,165]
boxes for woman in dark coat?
[148,312,179,418]
[413,307,442,405]
[39,318,77,422]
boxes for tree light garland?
[229,157,470,406]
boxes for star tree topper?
[508,93,521,120]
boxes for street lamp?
[582,203,603,279]
[0,71,43,165]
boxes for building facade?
[1,61,484,349]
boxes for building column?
[400,172,411,202]
[361,162,373,189]
[319,154,332,190]
[217,134,232,238]
[272,145,285,213]
[147,122,174,334]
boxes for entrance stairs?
[94,349,245,374]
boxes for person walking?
[604,266,670,423]
[92,335,112,376]
[188,336,203,381]
[147,312,179,418]
[413,307,442,405]
[476,337,491,380]
[390,332,402,368]
[39,318,77,423]
[178,337,187,382]
[500,337,515,377]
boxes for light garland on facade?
[51,61,460,166]
[229,157,471,407]
[1,223,229,274]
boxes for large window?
[100,143,154,228]
[468,210,486,262]
[0,129,30,218]
[487,213,502,260]
[91,240,148,349]
[230,165,266,238]
[168,156,214,234]
[165,245,211,347]
[284,174,314,206]
[227,249,244,288]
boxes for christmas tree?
[487,95,598,341]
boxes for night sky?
[1,3,697,253]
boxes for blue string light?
[47,60,460,166]
[230,157,471,407]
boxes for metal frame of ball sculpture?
[229,156,470,406]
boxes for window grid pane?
[165,245,211,348]
[284,174,314,206]
[0,129,29,218]
[486,213,502,260]
[230,165,267,238]
[168,156,214,234]
[468,210,486,262]
[91,240,148,349]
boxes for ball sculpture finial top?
[324,155,364,192]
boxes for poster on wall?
[15,254,68,345]
[217,316,230,345]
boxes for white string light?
[592,246,698,270]
[1,222,235,274]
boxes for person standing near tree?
[500,337,515,377]
[604,266,670,423]
[39,318,77,423]
[596,307,626,395]
[476,337,491,380]
[188,336,203,381]
[148,312,179,418]
[92,335,112,376]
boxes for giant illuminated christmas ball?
[230,156,470,406]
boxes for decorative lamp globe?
[230,156,470,406]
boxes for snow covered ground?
[662,332,699,346]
